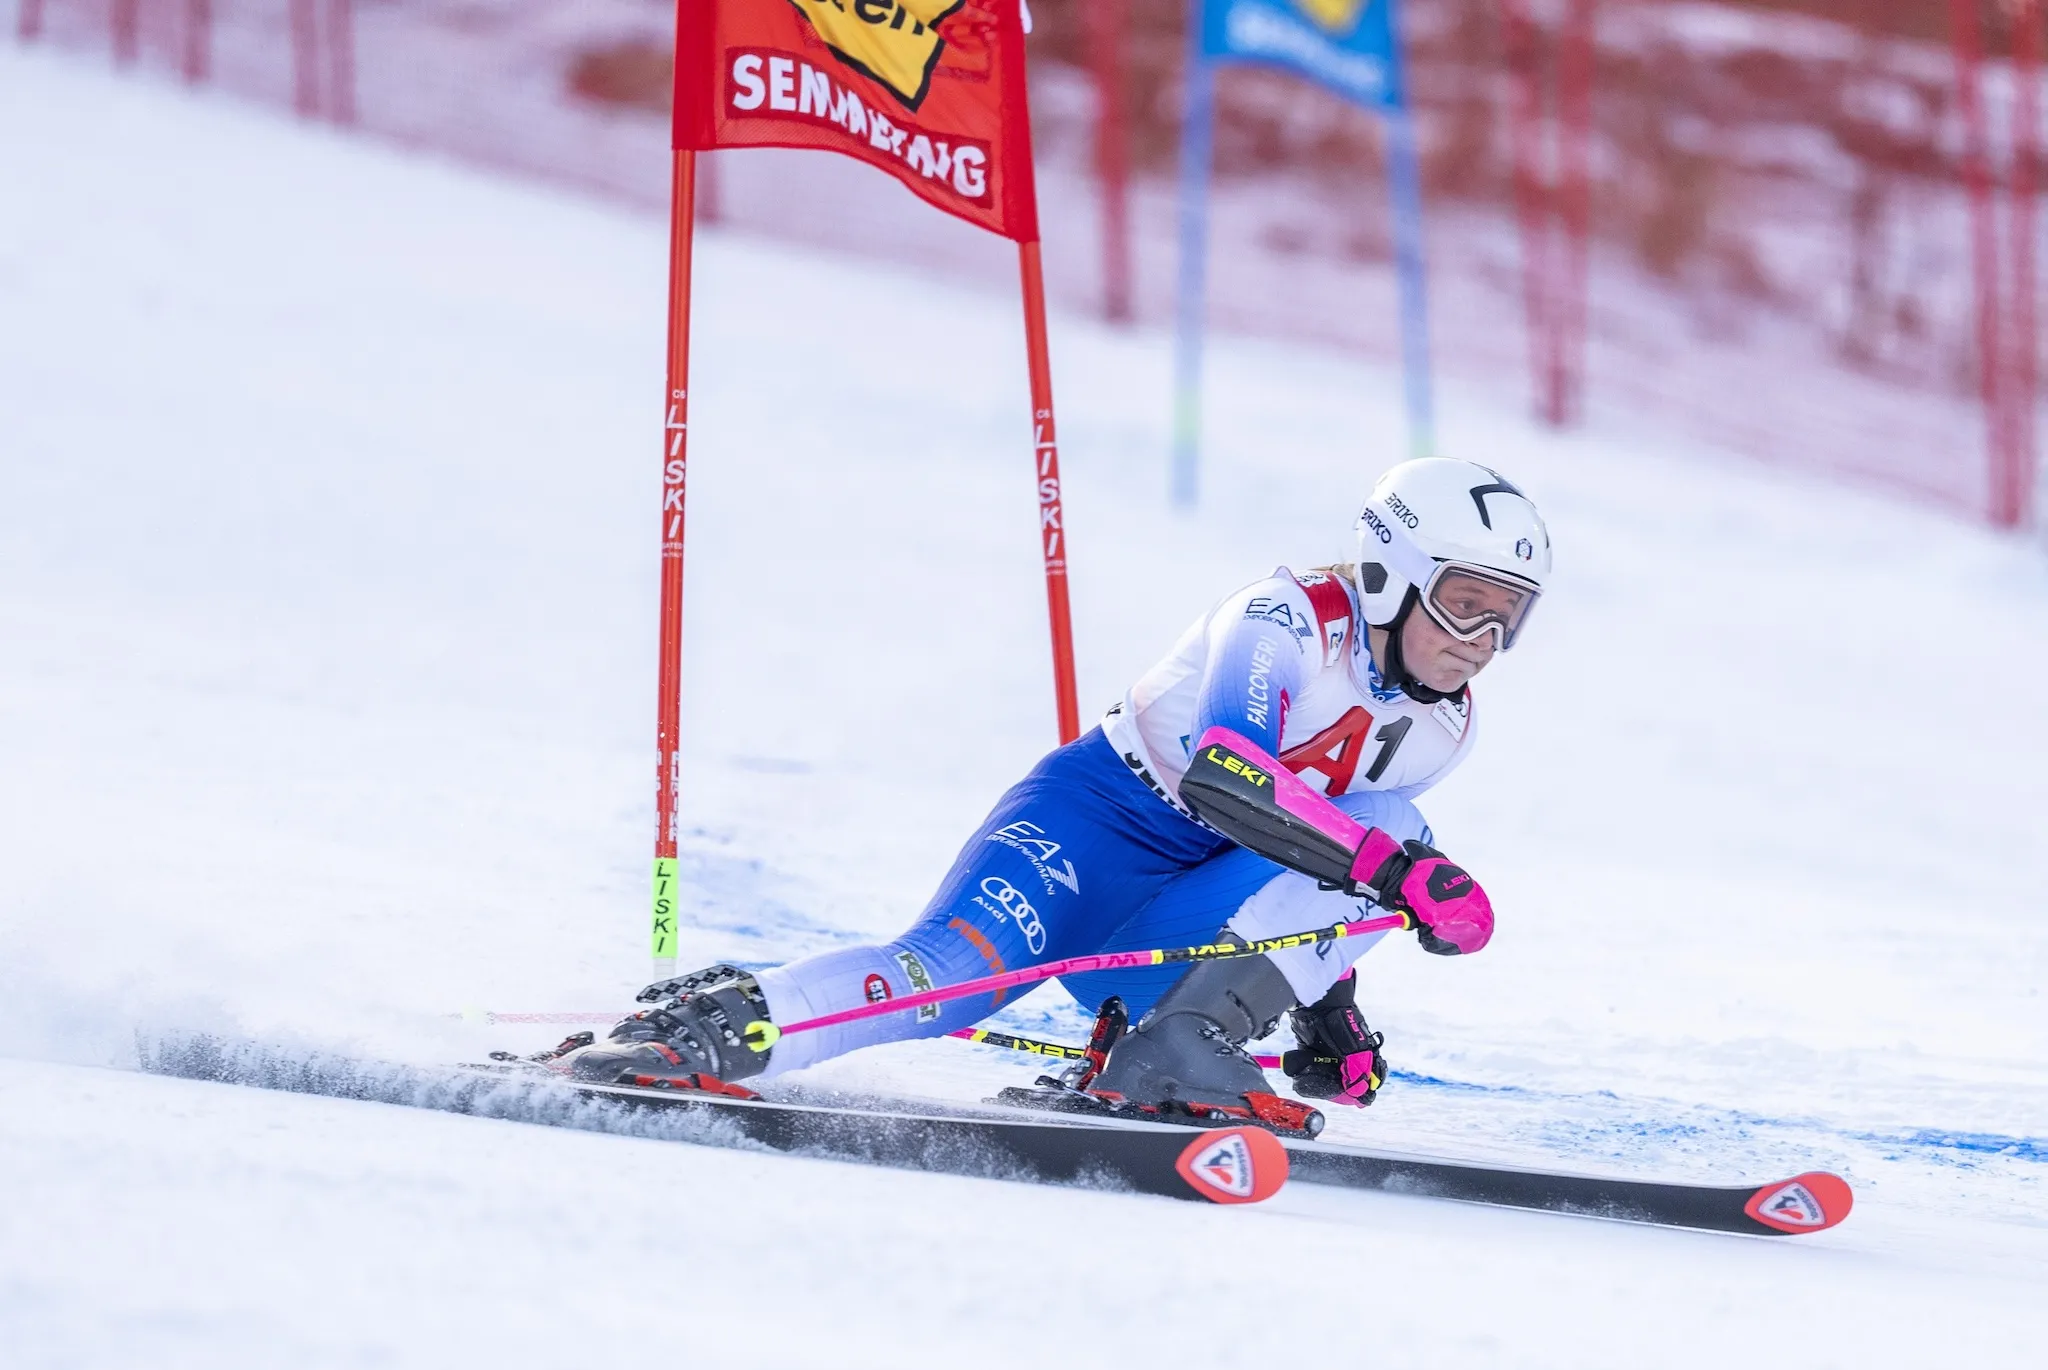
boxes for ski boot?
[544,965,775,1095]
[998,957,1325,1138]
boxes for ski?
[993,1081,1852,1235]
[138,1035,1288,1207]
[974,1013,1853,1236]
[988,1061,1851,1236]
[543,1076,1288,1206]
[141,1035,1850,1232]
[1280,1138,1854,1236]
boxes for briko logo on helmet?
[1352,457,1552,658]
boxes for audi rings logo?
[977,876,1047,954]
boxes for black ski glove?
[1280,973,1388,1108]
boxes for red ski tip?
[1173,1127,1289,1205]
[1743,1171,1854,1234]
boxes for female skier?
[559,456,1551,1127]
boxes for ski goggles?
[1418,563,1541,650]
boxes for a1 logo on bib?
[1173,1128,1289,1204]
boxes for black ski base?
[138,1034,1850,1234]
[1279,1139,1853,1236]
[138,1034,1278,1206]
[990,1076,1851,1236]
[529,1076,1249,1202]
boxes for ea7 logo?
[1244,596,1299,628]
[789,0,965,111]
[976,876,1047,954]
[987,820,1080,895]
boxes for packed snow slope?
[4,45,2047,1369]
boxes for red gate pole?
[2008,0,2040,527]
[1953,0,2009,524]
[1018,241,1082,744]
[328,0,356,125]
[698,153,722,224]
[651,147,699,974]
[291,0,321,118]
[19,0,44,42]
[1556,0,1596,426]
[1087,0,1134,323]
[183,0,212,84]
[112,0,140,66]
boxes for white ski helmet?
[1354,457,1551,652]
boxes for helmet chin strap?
[1379,589,1462,706]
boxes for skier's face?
[1401,606,1496,692]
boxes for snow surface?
[3,44,2047,1368]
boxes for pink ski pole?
[739,912,1414,1051]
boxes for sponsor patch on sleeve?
[1294,571,1354,669]
[893,949,940,1022]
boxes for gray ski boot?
[552,966,774,1092]
[1078,956,1323,1136]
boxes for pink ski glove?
[1348,829,1494,955]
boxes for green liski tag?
[651,857,679,961]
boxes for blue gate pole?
[1383,104,1436,460]
[1170,1,1217,507]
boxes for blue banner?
[1202,0,1404,111]
[1172,0,1432,505]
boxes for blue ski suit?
[752,567,1473,1077]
